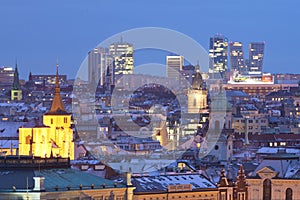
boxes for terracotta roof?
[46,64,68,115]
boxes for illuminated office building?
[248,42,265,73]
[0,66,14,86]
[110,40,134,80]
[230,41,246,74]
[31,74,67,85]
[88,47,113,85]
[209,34,228,77]
[166,55,184,80]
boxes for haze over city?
[1,1,300,199]
[0,0,300,79]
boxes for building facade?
[247,151,300,200]
[248,42,265,73]
[19,65,75,159]
[188,67,207,113]
[166,55,184,80]
[230,41,246,74]
[209,34,228,77]
[0,66,14,86]
[88,47,113,85]
[31,74,67,85]
[110,41,134,79]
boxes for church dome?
[191,70,203,90]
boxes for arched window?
[286,188,292,200]
[263,179,271,200]
[26,135,31,144]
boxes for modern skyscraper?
[209,34,228,77]
[248,42,265,73]
[0,66,14,86]
[88,47,113,85]
[166,55,184,80]
[109,40,134,80]
[230,41,246,74]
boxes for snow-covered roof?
[0,122,25,137]
[257,147,300,154]
[132,172,216,193]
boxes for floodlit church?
[187,65,208,113]
[19,65,74,159]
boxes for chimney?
[33,177,45,191]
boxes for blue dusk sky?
[0,0,299,79]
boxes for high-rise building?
[230,41,246,74]
[166,55,184,80]
[248,42,265,73]
[88,47,113,85]
[0,66,14,86]
[109,40,134,80]
[209,34,228,77]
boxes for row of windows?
[93,196,124,200]
[269,142,286,147]
[50,117,68,124]
[143,193,216,200]
[234,119,267,123]
[262,179,293,200]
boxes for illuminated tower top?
[47,62,66,114]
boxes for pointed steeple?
[29,71,33,81]
[12,61,21,90]
[48,61,67,114]
[234,165,248,199]
[218,169,229,187]
[236,165,247,189]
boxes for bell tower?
[19,62,74,160]
[11,62,22,101]
[187,65,207,113]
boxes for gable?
[256,166,278,179]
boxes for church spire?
[48,61,66,114]
[218,169,229,187]
[12,61,21,90]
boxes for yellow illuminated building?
[188,67,207,113]
[19,64,74,159]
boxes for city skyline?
[0,0,299,79]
